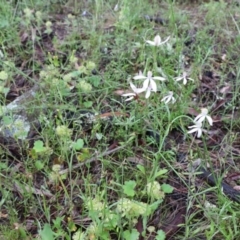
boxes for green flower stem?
[153,47,158,73]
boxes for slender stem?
[153,47,158,73]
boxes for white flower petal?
[201,108,208,115]
[165,97,171,104]
[150,79,157,92]
[161,96,167,102]
[193,115,201,122]
[197,129,202,138]
[129,82,137,91]
[145,88,151,99]
[175,76,182,82]
[147,71,153,78]
[146,40,156,46]
[183,77,187,85]
[125,96,134,101]
[159,36,170,45]
[154,35,161,45]
[152,76,166,81]
[188,126,198,133]
[129,82,145,94]
[143,78,150,90]
[168,92,176,103]
[122,92,136,102]
[187,128,198,133]
[122,93,136,97]
[195,121,202,127]
[194,115,205,123]
[188,122,201,129]
[137,88,146,94]
[187,128,202,138]
[133,75,147,80]
[114,4,119,11]
[206,116,213,126]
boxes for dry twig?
[59,145,126,175]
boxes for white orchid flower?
[133,71,165,98]
[146,35,170,47]
[121,82,145,101]
[194,108,213,126]
[161,91,176,104]
[175,71,194,85]
[187,121,203,138]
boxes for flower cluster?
[116,198,151,218]
[120,34,214,138]
[85,197,105,213]
[146,181,165,200]
[121,35,194,103]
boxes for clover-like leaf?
[123,180,136,197]
[72,138,84,150]
[35,160,45,170]
[39,224,54,240]
[83,101,93,108]
[123,229,140,240]
[33,140,46,153]
[156,229,166,240]
[161,183,174,193]
[0,71,8,81]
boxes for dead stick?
[59,145,125,175]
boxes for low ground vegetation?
[0,0,240,239]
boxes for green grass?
[1,0,240,239]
